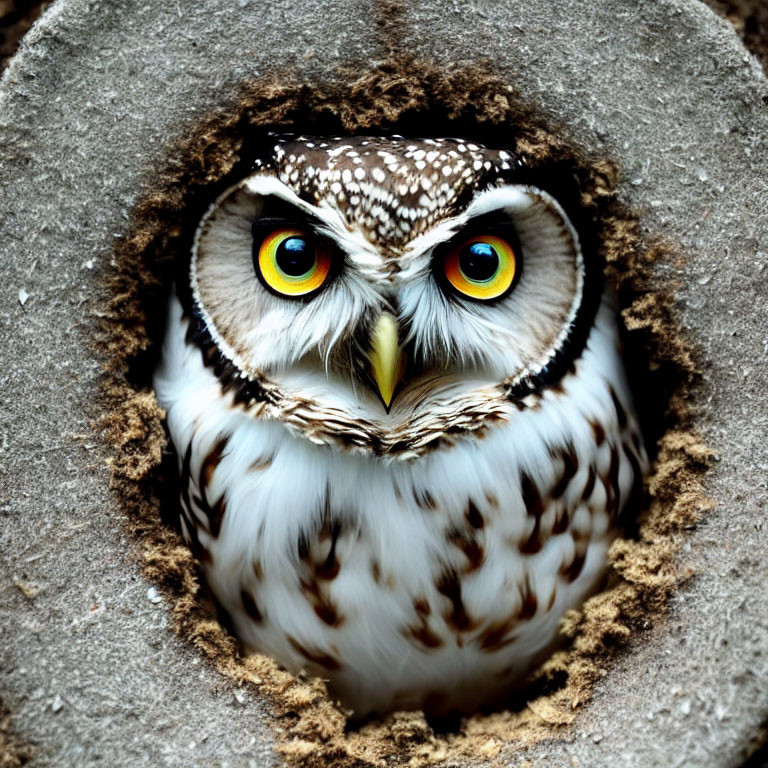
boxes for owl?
[153,135,648,719]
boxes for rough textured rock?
[0,1,766,766]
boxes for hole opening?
[100,68,708,767]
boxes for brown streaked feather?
[287,636,342,672]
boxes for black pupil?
[276,236,315,276]
[459,242,499,282]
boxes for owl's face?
[186,136,597,455]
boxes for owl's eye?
[442,235,518,302]
[254,227,333,298]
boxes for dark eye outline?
[251,218,341,301]
[432,222,523,305]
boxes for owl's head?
[182,136,600,456]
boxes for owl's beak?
[368,312,406,412]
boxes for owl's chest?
[178,399,635,715]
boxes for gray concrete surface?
[0,0,766,766]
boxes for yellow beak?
[368,312,406,411]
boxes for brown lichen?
[97,58,711,768]
[0,700,33,768]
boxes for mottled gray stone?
[0,0,766,766]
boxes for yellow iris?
[443,235,517,301]
[256,228,332,297]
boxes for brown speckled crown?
[258,136,520,250]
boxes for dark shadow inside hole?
[741,717,768,768]
[156,435,183,531]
